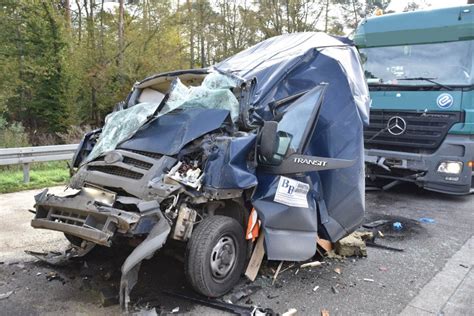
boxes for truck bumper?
[365,135,474,195]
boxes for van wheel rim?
[210,235,236,279]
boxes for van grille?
[88,165,143,179]
[364,110,463,154]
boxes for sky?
[387,0,469,12]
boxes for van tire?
[185,215,246,297]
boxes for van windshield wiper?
[398,77,453,91]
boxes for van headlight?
[437,161,463,174]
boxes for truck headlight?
[437,161,463,175]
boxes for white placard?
[274,176,309,208]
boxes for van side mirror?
[258,121,278,160]
[257,121,292,166]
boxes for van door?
[252,84,354,261]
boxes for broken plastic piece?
[0,291,13,300]
[228,285,262,304]
[418,217,435,223]
[167,161,203,189]
[392,222,403,230]
[300,261,323,268]
[25,244,96,266]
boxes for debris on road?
[321,309,330,316]
[392,222,403,231]
[25,245,94,266]
[163,290,275,316]
[317,238,333,254]
[0,291,13,300]
[245,234,265,282]
[334,267,342,274]
[272,261,284,285]
[46,271,65,283]
[363,278,375,282]
[366,241,404,252]
[282,308,297,316]
[363,220,389,228]
[326,250,344,260]
[331,286,339,294]
[228,285,262,304]
[335,231,373,257]
[99,286,119,307]
[300,261,323,268]
[171,307,180,313]
[418,217,436,224]
[313,285,320,292]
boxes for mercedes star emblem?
[387,116,407,136]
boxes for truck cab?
[354,5,474,194]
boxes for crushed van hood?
[118,108,231,155]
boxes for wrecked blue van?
[31,32,370,308]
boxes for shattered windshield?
[161,72,240,121]
[85,72,240,163]
[360,40,474,86]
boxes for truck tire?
[185,215,246,297]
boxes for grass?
[0,161,70,194]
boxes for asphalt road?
[0,184,472,315]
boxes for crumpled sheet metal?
[25,244,96,266]
[120,211,171,311]
[85,72,239,163]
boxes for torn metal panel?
[203,134,258,190]
[120,211,171,311]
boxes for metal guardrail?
[0,144,78,183]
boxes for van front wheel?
[185,215,246,297]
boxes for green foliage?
[0,161,69,193]
[0,0,377,145]
[0,116,30,148]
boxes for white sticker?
[274,176,309,208]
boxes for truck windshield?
[360,40,474,87]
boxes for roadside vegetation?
[0,161,69,194]
[0,0,426,194]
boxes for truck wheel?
[185,215,246,297]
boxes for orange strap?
[246,208,260,241]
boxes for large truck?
[354,5,474,194]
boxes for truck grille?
[364,110,463,154]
